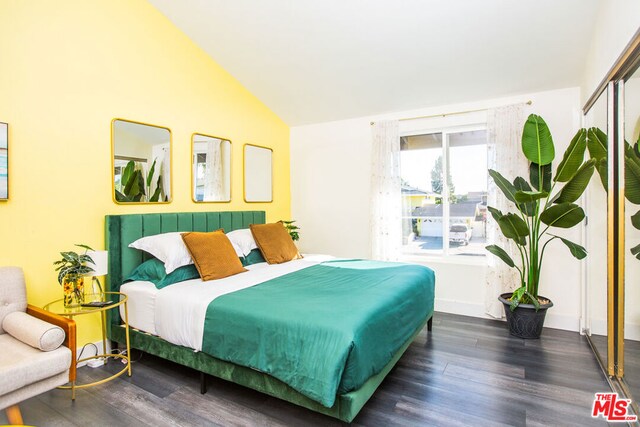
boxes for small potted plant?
[282,220,300,241]
[54,244,95,307]
[486,114,594,338]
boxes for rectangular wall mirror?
[112,119,172,204]
[192,134,231,202]
[243,144,273,203]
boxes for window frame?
[399,122,487,265]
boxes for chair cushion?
[3,312,65,351]
[0,267,27,335]
[0,334,71,396]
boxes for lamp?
[85,250,108,296]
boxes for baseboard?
[589,318,640,341]
[434,298,581,333]
[434,298,489,318]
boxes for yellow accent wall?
[0,0,290,345]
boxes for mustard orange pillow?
[181,230,247,281]
[250,222,302,264]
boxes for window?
[400,127,487,258]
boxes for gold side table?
[43,291,132,399]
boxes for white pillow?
[129,232,193,274]
[3,311,65,351]
[226,228,258,256]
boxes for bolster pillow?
[2,311,65,351]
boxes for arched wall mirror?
[112,119,172,204]
[192,134,232,203]
[243,144,273,203]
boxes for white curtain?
[370,120,401,261]
[162,146,171,201]
[204,139,224,201]
[485,105,528,317]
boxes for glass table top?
[43,291,126,316]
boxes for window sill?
[400,254,488,266]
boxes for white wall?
[291,87,585,332]
[582,0,640,103]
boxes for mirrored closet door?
[624,63,640,401]
[583,28,640,414]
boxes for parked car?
[449,224,472,245]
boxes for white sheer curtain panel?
[485,105,528,318]
[162,146,171,200]
[204,139,223,200]
[370,120,401,261]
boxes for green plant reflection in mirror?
[192,134,231,202]
[112,119,172,204]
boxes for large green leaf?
[137,169,146,196]
[513,177,535,216]
[514,190,548,204]
[596,158,608,189]
[530,162,552,192]
[498,213,529,245]
[555,129,587,182]
[486,245,515,268]
[632,210,640,230]
[554,159,595,203]
[540,203,585,228]
[487,206,503,222]
[522,114,555,165]
[147,158,157,187]
[123,169,139,195]
[625,149,640,204]
[115,190,132,202]
[632,244,640,260]
[587,127,607,161]
[489,169,517,203]
[150,174,163,202]
[549,234,587,260]
[121,160,135,189]
[510,286,527,311]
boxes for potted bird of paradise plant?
[486,114,594,338]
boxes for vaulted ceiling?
[149,0,600,126]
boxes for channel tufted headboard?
[105,211,266,294]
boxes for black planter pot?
[498,292,554,339]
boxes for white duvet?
[153,255,335,351]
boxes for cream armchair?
[0,267,75,425]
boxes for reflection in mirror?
[192,134,231,202]
[244,144,273,203]
[585,88,608,367]
[112,119,171,203]
[624,67,640,400]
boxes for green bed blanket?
[201,260,435,408]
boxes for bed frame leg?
[200,371,208,394]
[427,316,433,332]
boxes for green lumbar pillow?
[125,257,200,289]
[241,248,266,267]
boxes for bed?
[106,211,435,422]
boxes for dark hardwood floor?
[2,312,611,426]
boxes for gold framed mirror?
[243,144,273,203]
[111,118,172,204]
[191,133,232,203]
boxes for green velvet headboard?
[105,211,266,294]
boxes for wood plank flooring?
[1,312,611,426]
